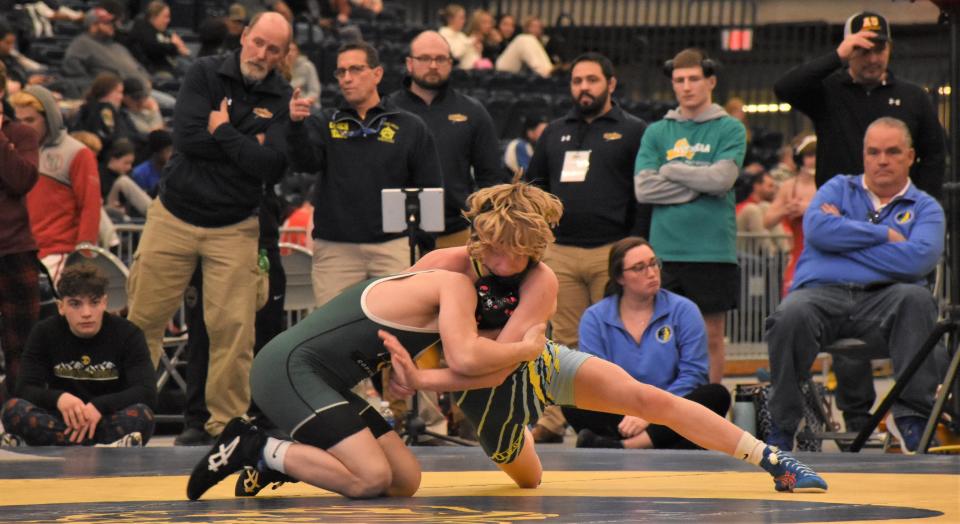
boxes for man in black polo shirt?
[385,30,506,248]
[774,11,945,199]
[127,12,292,439]
[524,52,647,442]
[288,41,442,308]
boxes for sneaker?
[175,426,214,446]
[0,432,23,447]
[235,466,298,496]
[759,446,828,493]
[186,417,266,501]
[888,414,939,454]
[575,429,623,449]
[765,421,795,452]
[95,432,143,448]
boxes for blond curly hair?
[464,174,563,261]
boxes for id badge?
[560,150,591,183]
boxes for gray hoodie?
[24,85,86,185]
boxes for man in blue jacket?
[765,117,945,454]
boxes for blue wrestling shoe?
[759,446,827,493]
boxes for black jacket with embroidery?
[384,79,506,234]
[774,52,945,200]
[160,50,291,227]
[288,100,443,243]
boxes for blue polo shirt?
[578,289,708,396]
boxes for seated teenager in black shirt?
[0,264,157,447]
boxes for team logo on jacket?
[329,121,350,139]
[100,107,114,130]
[666,138,711,161]
[378,123,398,143]
[448,113,468,123]
[895,210,913,224]
[656,326,672,343]
[603,132,622,141]
[253,107,274,119]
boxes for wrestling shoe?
[759,446,827,493]
[95,432,143,447]
[235,465,299,496]
[187,417,266,500]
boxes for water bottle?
[258,248,270,273]
[379,401,395,428]
[732,385,757,437]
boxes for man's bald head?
[406,30,453,91]
[239,11,292,82]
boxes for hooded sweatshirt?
[24,86,101,258]
[634,103,746,263]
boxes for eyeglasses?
[333,64,371,79]
[624,257,662,274]
[409,55,452,66]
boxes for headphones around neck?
[662,55,719,79]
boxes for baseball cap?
[844,11,891,43]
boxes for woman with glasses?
[561,236,731,449]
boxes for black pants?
[182,248,286,430]
[562,383,731,449]
[1,398,155,445]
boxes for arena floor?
[1,446,958,523]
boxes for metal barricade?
[727,232,791,361]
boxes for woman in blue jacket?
[563,236,731,449]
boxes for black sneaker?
[175,427,214,446]
[186,418,266,501]
[235,466,299,496]
[575,428,623,449]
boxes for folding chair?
[279,243,315,326]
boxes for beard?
[411,71,449,91]
[240,60,269,83]
[575,90,608,118]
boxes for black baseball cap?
[844,11,891,43]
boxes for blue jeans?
[765,284,939,434]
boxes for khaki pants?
[127,199,259,436]
[311,237,409,307]
[434,228,470,250]
[537,242,613,434]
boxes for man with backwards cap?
[774,11,945,200]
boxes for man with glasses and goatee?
[288,41,442,308]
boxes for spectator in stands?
[764,135,817,296]
[285,41,321,110]
[466,9,498,68]
[438,4,480,70]
[0,20,50,91]
[76,73,139,159]
[635,48,746,385]
[562,237,730,449]
[99,138,150,219]
[127,1,191,79]
[131,129,171,197]
[0,264,156,447]
[493,13,516,54]
[494,15,554,78]
[286,0,350,28]
[386,31,504,249]
[15,1,83,42]
[768,144,797,183]
[525,52,647,443]
[765,117,944,453]
[288,41,442,307]
[735,171,788,253]
[13,86,100,283]
[774,11,945,200]
[126,12,292,439]
[0,62,40,401]
[121,77,164,138]
[503,113,547,176]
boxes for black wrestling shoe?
[235,466,299,496]
[186,417,266,501]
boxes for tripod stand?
[849,0,960,453]
[393,188,475,447]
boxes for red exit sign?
[722,28,753,51]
